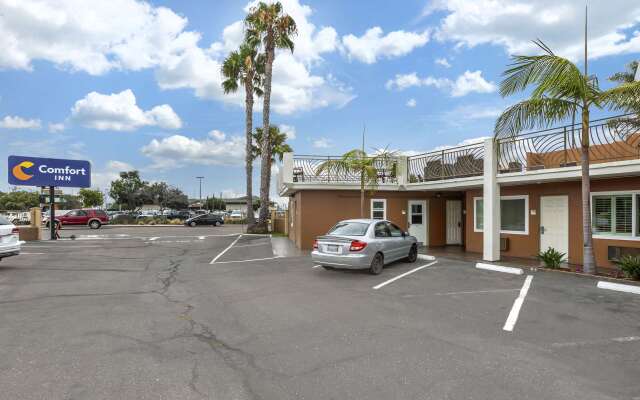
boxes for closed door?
[446,200,463,245]
[540,196,569,257]
[408,200,428,246]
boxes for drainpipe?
[483,138,500,261]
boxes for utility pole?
[360,123,366,218]
[196,176,204,208]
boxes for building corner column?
[483,138,500,261]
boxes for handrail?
[291,155,399,184]
[407,142,484,182]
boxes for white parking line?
[476,262,523,275]
[233,241,271,249]
[373,261,438,290]
[213,256,283,264]
[503,275,533,332]
[19,252,46,255]
[435,288,520,296]
[312,264,322,269]
[552,336,640,348]
[210,235,242,264]
[148,237,160,241]
[198,236,205,240]
[597,281,640,295]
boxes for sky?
[1,0,639,201]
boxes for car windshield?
[0,216,10,225]
[327,221,369,236]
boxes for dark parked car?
[185,214,224,227]
[168,210,192,220]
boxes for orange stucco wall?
[288,190,463,250]
[465,177,640,268]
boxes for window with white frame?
[592,193,634,237]
[474,196,529,234]
[371,199,386,220]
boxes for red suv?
[47,209,110,229]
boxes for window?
[592,194,633,237]
[328,222,369,236]
[374,222,391,238]
[371,199,386,220]
[388,223,403,237]
[474,196,528,234]
[410,203,423,224]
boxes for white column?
[396,156,408,185]
[282,152,294,184]
[483,138,500,261]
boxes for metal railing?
[496,115,640,173]
[406,143,485,182]
[291,155,399,184]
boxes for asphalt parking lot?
[1,225,639,399]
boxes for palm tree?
[222,43,265,227]
[316,149,397,218]
[245,1,297,231]
[609,61,639,84]
[495,40,640,273]
[251,126,293,163]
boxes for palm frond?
[494,98,577,138]
[598,81,640,113]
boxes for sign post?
[8,155,92,240]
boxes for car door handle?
[540,226,545,234]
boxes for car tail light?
[349,240,367,252]
[312,239,318,250]
[11,227,19,235]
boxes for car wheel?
[369,253,384,275]
[406,245,418,263]
[189,221,196,227]
[89,220,101,229]
[214,221,221,227]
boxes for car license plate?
[325,244,340,254]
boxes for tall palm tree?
[245,1,297,231]
[316,149,397,218]
[222,43,265,227]
[251,126,293,163]
[495,40,640,273]
[609,61,639,84]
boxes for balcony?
[278,115,640,195]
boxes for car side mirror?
[402,231,407,237]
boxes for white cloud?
[0,115,41,129]
[342,27,430,64]
[92,160,135,189]
[450,70,497,97]
[431,136,489,152]
[312,137,333,149]
[279,124,296,140]
[141,133,245,169]
[435,57,451,68]
[427,0,640,60]
[157,0,354,115]
[386,70,496,97]
[48,122,65,133]
[406,98,417,108]
[209,129,226,140]
[0,0,199,75]
[452,105,502,119]
[71,89,182,131]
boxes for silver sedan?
[311,219,418,275]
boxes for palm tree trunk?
[581,107,596,273]
[244,80,255,227]
[258,39,275,228]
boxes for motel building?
[277,115,640,272]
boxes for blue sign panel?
[8,155,91,188]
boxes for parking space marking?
[213,256,283,264]
[148,237,160,241]
[312,265,322,269]
[372,261,438,290]
[552,336,640,348]
[476,262,523,275]
[198,236,205,240]
[597,281,640,295]
[233,241,271,249]
[210,234,242,264]
[502,275,533,332]
[19,252,46,255]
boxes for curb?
[417,254,436,261]
[475,262,523,275]
[597,281,640,295]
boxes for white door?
[540,196,569,257]
[446,200,463,245]
[408,200,428,246]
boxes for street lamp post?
[196,176,204,209]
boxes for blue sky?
[1,0,639,200]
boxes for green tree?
[316,149,397,218]
[222,43,264,227]
[609,61,639,84]
[61,194,82,209]
[245,1,297,230]
[109,171,147,211]
[78,189,104,208]
[0,191,39,210]
[205,196,226,211]
[494,40,640,273]
[165,187,189,210]
[251,126,293,162]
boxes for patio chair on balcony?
[293,167,304,182]
[424,160,442,181]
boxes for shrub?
[537,247,566,269]
[614,255,640,280]
[148,220,156,225]
[137,220,145,225]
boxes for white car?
[0,215,21,261]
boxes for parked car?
[45,209,110,229]
[311,219,418,275]
[167,210,192,220]
[136,210,161,219]
[0,215,21,261]
[185,214,224,227]
[228,210,244,220]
